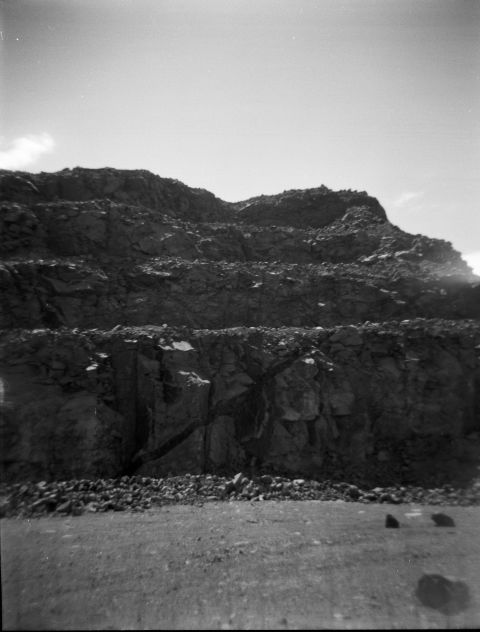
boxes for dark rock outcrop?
[1,167,479,482]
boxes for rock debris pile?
[1,167,479,508]
[2,472,479,519]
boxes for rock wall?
[1,167,479,482]
[2,258,479,331]
[1,321,479,483]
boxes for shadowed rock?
[385,514,399,528]
[1,167,480,482]
[415,573,470,614]
[431,513,456,527]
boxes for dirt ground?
[2,500,480,630]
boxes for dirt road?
[2,500,479,629]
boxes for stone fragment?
[31,498,47,510]
[431,513,455,527]
[71,502,85,516]
[260,475,273,486]
[56,500,72,513]
[232,472,248,491]
[172,341,194,352]
[385,514,399,528]
[379,493,393,503]
[347,485,361,500]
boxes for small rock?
[31,498,47,509]
[57,500,72,514]
[232,472,248,491]
[347,485,361,500]
[431,513,455,527]
[224,481,236,494]
[385,514,399,528]
[71,502,85,516]
[379,493,393,503]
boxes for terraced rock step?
[0,168,227,222]
[1,200,387,263]
[1,197,464,266]
[2,258,478,330]
[1,320,479,482]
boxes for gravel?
[1,472,480,519]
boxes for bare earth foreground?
[2,501,480,630]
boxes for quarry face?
[1,167,479,483]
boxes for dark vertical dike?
[132,339,172,465]
[234,383,265,459]
[122,335,212,475]
[110,338,139,469]
[233,380,279,466]
[473,370,480,433]
[134,341,152,453]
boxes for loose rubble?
[1,472,480,519]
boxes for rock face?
[1,167,479,482]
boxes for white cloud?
[392,191,424,208]
[463,250,480,276]
[0,133,55,170]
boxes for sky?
[1,0,479,271]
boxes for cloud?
[0,133,55,170]
[392,191,424,208]
[463,250,480,275]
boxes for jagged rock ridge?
[1,167,479,483]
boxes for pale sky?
[1,0,479,270]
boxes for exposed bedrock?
[1,258,479,330]
[0,168,227,222]
[1,167,479,483]
[0,195,471,269]
[1,321,479,482]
